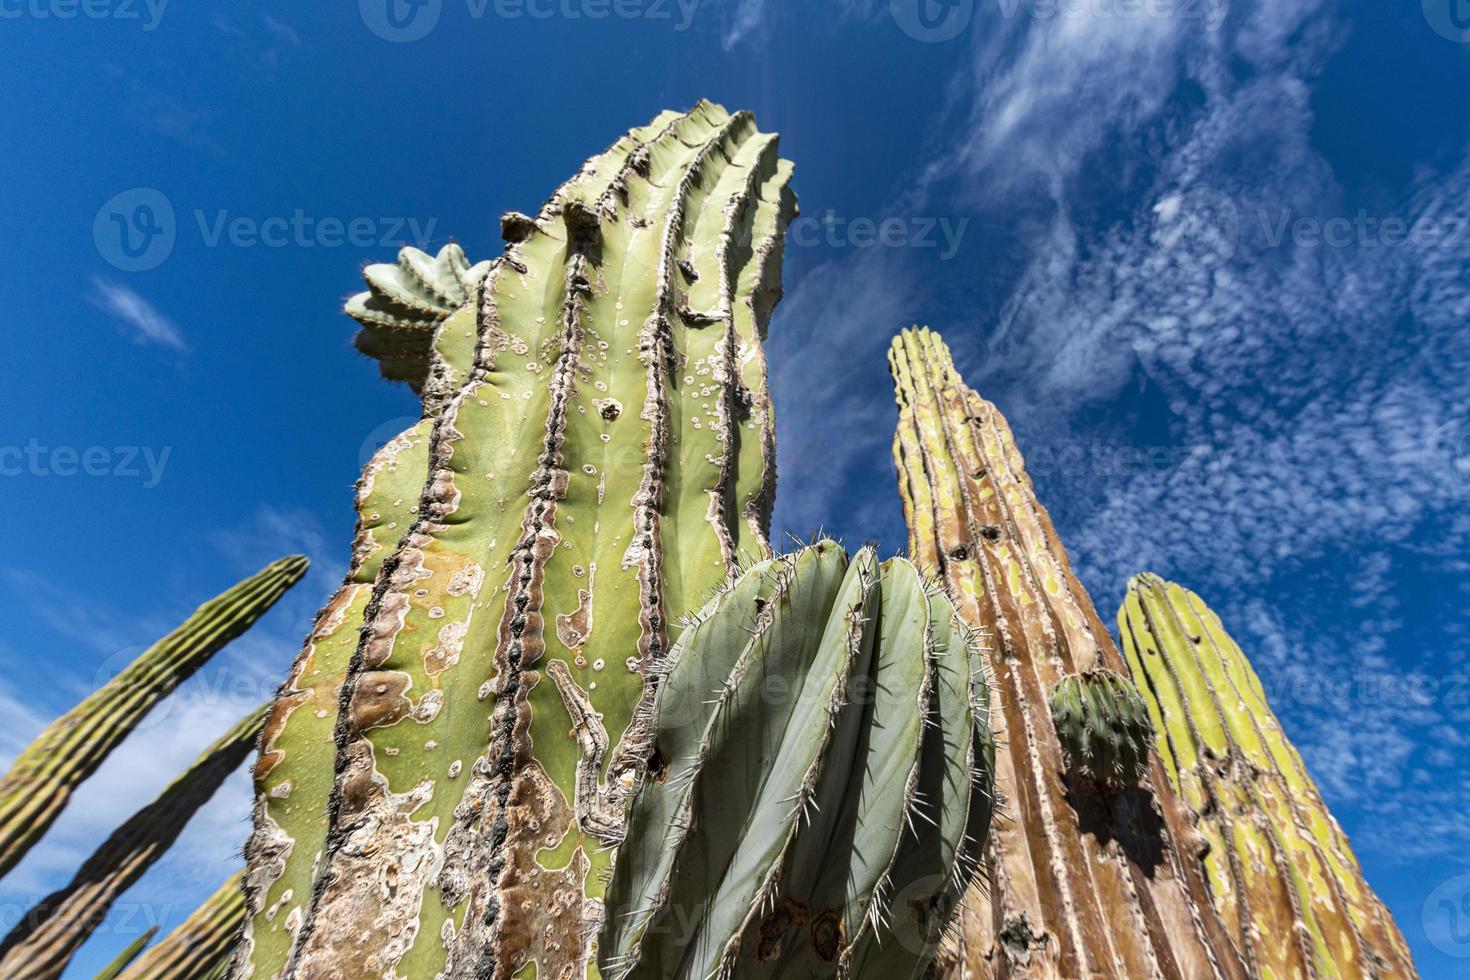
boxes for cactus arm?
[0,556,306,882]
[91,928,157,980]
[888,328,1246,980]
[116,872,246,980]
[624,543,855,980]
[291,103,796,980]
[0,706,268,980]
[1121,575,1417,977]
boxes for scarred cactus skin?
[264,101,796,980]
[237,245,490,979]
[1119,574,1417,978]
[600,542,994,980]
[116,872,246,980]
[889,327,1245,980]
[1048,669,1153,792]
[0,706,269,980]
[0,555,306,882]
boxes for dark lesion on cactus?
[755,898,810,962]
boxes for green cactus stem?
[0,706,269,980]
[889,327,1245,980]
[91,927,156,980]
[600,541,993,980]
[1048,669,1153,792]
[116,872,247,980]
[278,100,796,980]
[0,555,307,881]
[237,245,490,979]
[1119,574,1417,978]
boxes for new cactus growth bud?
[0,706,269,980]
[0,555,307,881]
[261,101,797,980]
[889,327,1245,980]
[1048,669,1152,791]
[600,541,994,980]
[1119,574,1416,978]
[116,873,247,980]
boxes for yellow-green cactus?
[268,101,796,980]
[0,706,268,980]
[91,928,156,980]
[117,872,246,980]
[1119,574,1417,978]
[237,244,490,979]
[889,327,1246,980]
[0,555,306,881]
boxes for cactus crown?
[1048,668,1153,791]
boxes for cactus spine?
[0,706,269,980]
[1119,574,1417,977]
[117,872,247,980]
[0,555,307,881]
[601,542,994,980]
[889,327,1245,980]
[1048,669,1153,792]
[238,246,490,978]
[272,102,796,980]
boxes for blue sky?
[1,0,1468,975]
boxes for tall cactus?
[1119,574,1416,978]
[237,245,491,978]
[889,327,1245,979]
[0,706,268,980]
[0,555,307,880]
[118,872,247,980]
[601,542,994,980]
[259,101,796,980]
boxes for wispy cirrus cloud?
[88,277,187,352]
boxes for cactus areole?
[239,102,797,980]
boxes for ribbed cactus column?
[0,555,306,880]
[889,328,1245,980]
[118,872,247,980]
[287,101,796,980]
[1119,575,1417,978]
[237,245,490,979]
[0,706,268,980]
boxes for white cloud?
[88,278,187,352]
[721,0,767,49]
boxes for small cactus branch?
[0,706,268,980]
[1119,574,1417,978]
[90,927,156,980]
[116,872,247,980]
[283,102,797,980]
[888,327,1244,980]
[0,555,307,881]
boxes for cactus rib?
[0,555,307,881]
[90,928,157,980]
[1119,574,1417,978]
[117,872,247,980]
[0,706,268,980]
[888,327,1245,980]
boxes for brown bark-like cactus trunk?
[888,327,1247,980]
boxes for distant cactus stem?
[1119,574,1417,978]
[117,872,247,980]
[0,555,307,881]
